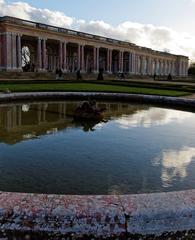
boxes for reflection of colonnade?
[6,105,22,130]
[0,102,68,131]
[0,16,189,76]
[0,101,147,134]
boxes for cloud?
[115,108,193,129]
[0,0,195,61]
[0,0,73,27]
[154,147,195,187]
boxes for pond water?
[0,100,195,195]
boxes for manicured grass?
[0,83,190,97]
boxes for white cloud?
[115,108,193,129]
[0,0,73,27]
[154,147,195,187]
[0,0,195,61]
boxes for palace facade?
[0,16,189,76]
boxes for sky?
[1,0,195,61]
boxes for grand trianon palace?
[0,16,189,77]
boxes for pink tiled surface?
[0,190,195,237]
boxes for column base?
[37,69,48,73]
[0,67,23,72]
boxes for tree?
[188,62,195,75]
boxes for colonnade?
[0,32,189,76]
[0,32,22,71]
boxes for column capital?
[77,43,85,47]
[16,33,23,37]
[0,32,12,36]
[61,40,68,44]
[37,37,47,41]
[10,32,17,36]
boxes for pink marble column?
[182,62,185,76]
[59,41,63,70]
[12,33,17,70]
[131,53,135,74]
[37,38,42,71]
[81,45,85,72]
[106,49,110,73]
[120,51,124,73]
[17,34,22,70]
[0,34,2,68]
[136,54,140,75]
[77,44,81,70]
[149,58,153,75]
[96,47,99,72]
[3,32,12,70]
[179,61,182,76]
[43,39,47,71]
[118,51,121,72]
[128,52,132,74]
[141,56,145,75]
[185,62,188,76]
[93,47,96,73]
[109,49,112,73]
[63,42,67,72]
[134,54,137,74]
[135,54,138,74]
[169,62,172,75]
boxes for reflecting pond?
[0,100,195,195]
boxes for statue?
[73,99,106,120]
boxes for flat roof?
[0,16,188,59]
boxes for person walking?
[153,73,157,81]
[76,69,82,80]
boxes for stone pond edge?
[0,92,195,237]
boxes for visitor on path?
[153,73,157,81]
[97,70,104,80]
[31,63,35,72]
[55,68,59,80]
[58,68,63,79]
[76,69,82,80]
[120,72,125,80]
[167,73,173,81]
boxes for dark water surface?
[0,100,195,195]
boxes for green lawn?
[0,83,190,97]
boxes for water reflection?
[0,101,195,194]
[0,101,147,144]
[154,147,195,187]
[116,108,193,129]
